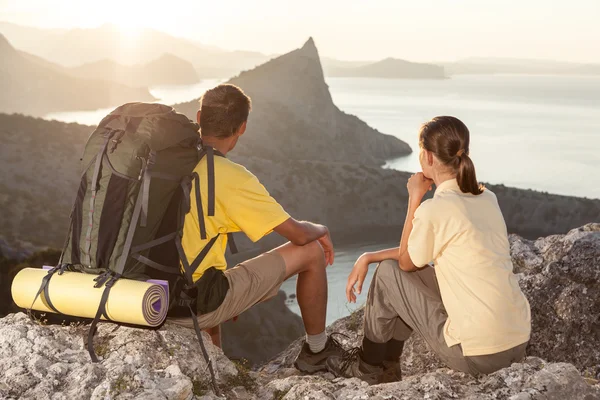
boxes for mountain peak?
[0,34,15,54]
[300,37,319,60]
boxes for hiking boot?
[294,334,347,373]
[380,360,402,383]
[326,347,385,385]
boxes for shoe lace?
[327,332,350,351]
[337,346,362,375]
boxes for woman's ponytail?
[419,116,484,196]
[456,153,484,195]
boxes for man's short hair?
[199,84,252,138]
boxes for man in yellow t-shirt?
[170,84,344,373]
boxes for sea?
[43,74,600,324]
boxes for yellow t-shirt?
[181,155,290,282]
[407,179,531,356]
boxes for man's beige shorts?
[169,250,287,329]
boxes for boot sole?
[294,359,328,373]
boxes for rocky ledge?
[1,224,599,399]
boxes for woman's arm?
[345,172,433,302]
[398,172,434,271]
[397,201,420,272]
[361,247,400,263]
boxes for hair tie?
[456,149,465,157]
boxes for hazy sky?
[2,0,599,63]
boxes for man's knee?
[276,240,326,278]
[304,240,326,268]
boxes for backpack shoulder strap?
[197,145,238,254]
[206,147,216,217]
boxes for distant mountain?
[327,58,446,79]
[445,57,600,76]
[69,54,200,87]
[176,38,412,166]
[321,57,372,75]
[0,22,270,78]
[0,34,156,116]
[0,21,66,58]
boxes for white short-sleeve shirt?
[408,178,531,356]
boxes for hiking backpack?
[33,103,235,389]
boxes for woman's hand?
[407,172,434,205]
[346,253,371,303]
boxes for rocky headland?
[175,38,412,167]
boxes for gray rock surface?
[0,313,237,400]
[2,225,600,399]
[510,223,600,379]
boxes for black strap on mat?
[27,264,69,318]
[87,271,121,363]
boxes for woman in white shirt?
[327,116,531,384]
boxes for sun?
[93,0,152,41]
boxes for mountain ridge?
[0,34,156,116]
[328,57,447,79]
[68,53,200,87]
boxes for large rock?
[510,223,600,378]
[257,358,599,400]
[260,223,600,397]
[3,225,599,399]
[1,311,597,399]
[0,313,238,400]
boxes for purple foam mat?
[147,279,169,311]
[42,266,170,310]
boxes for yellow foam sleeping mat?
[11,268,168,327]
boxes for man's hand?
[346,253,370,303]
[317,230,335,266]
[407,172,434,206]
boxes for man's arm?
[274,218,334,265]
[274,218,327,245]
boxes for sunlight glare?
[95,0,155,42]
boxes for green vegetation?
[110,374,130,396]
[222,359,258,393]
[94,338,110,358]
[165,343,181,357]
[192,379,210,397]
[345,305,364,333]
